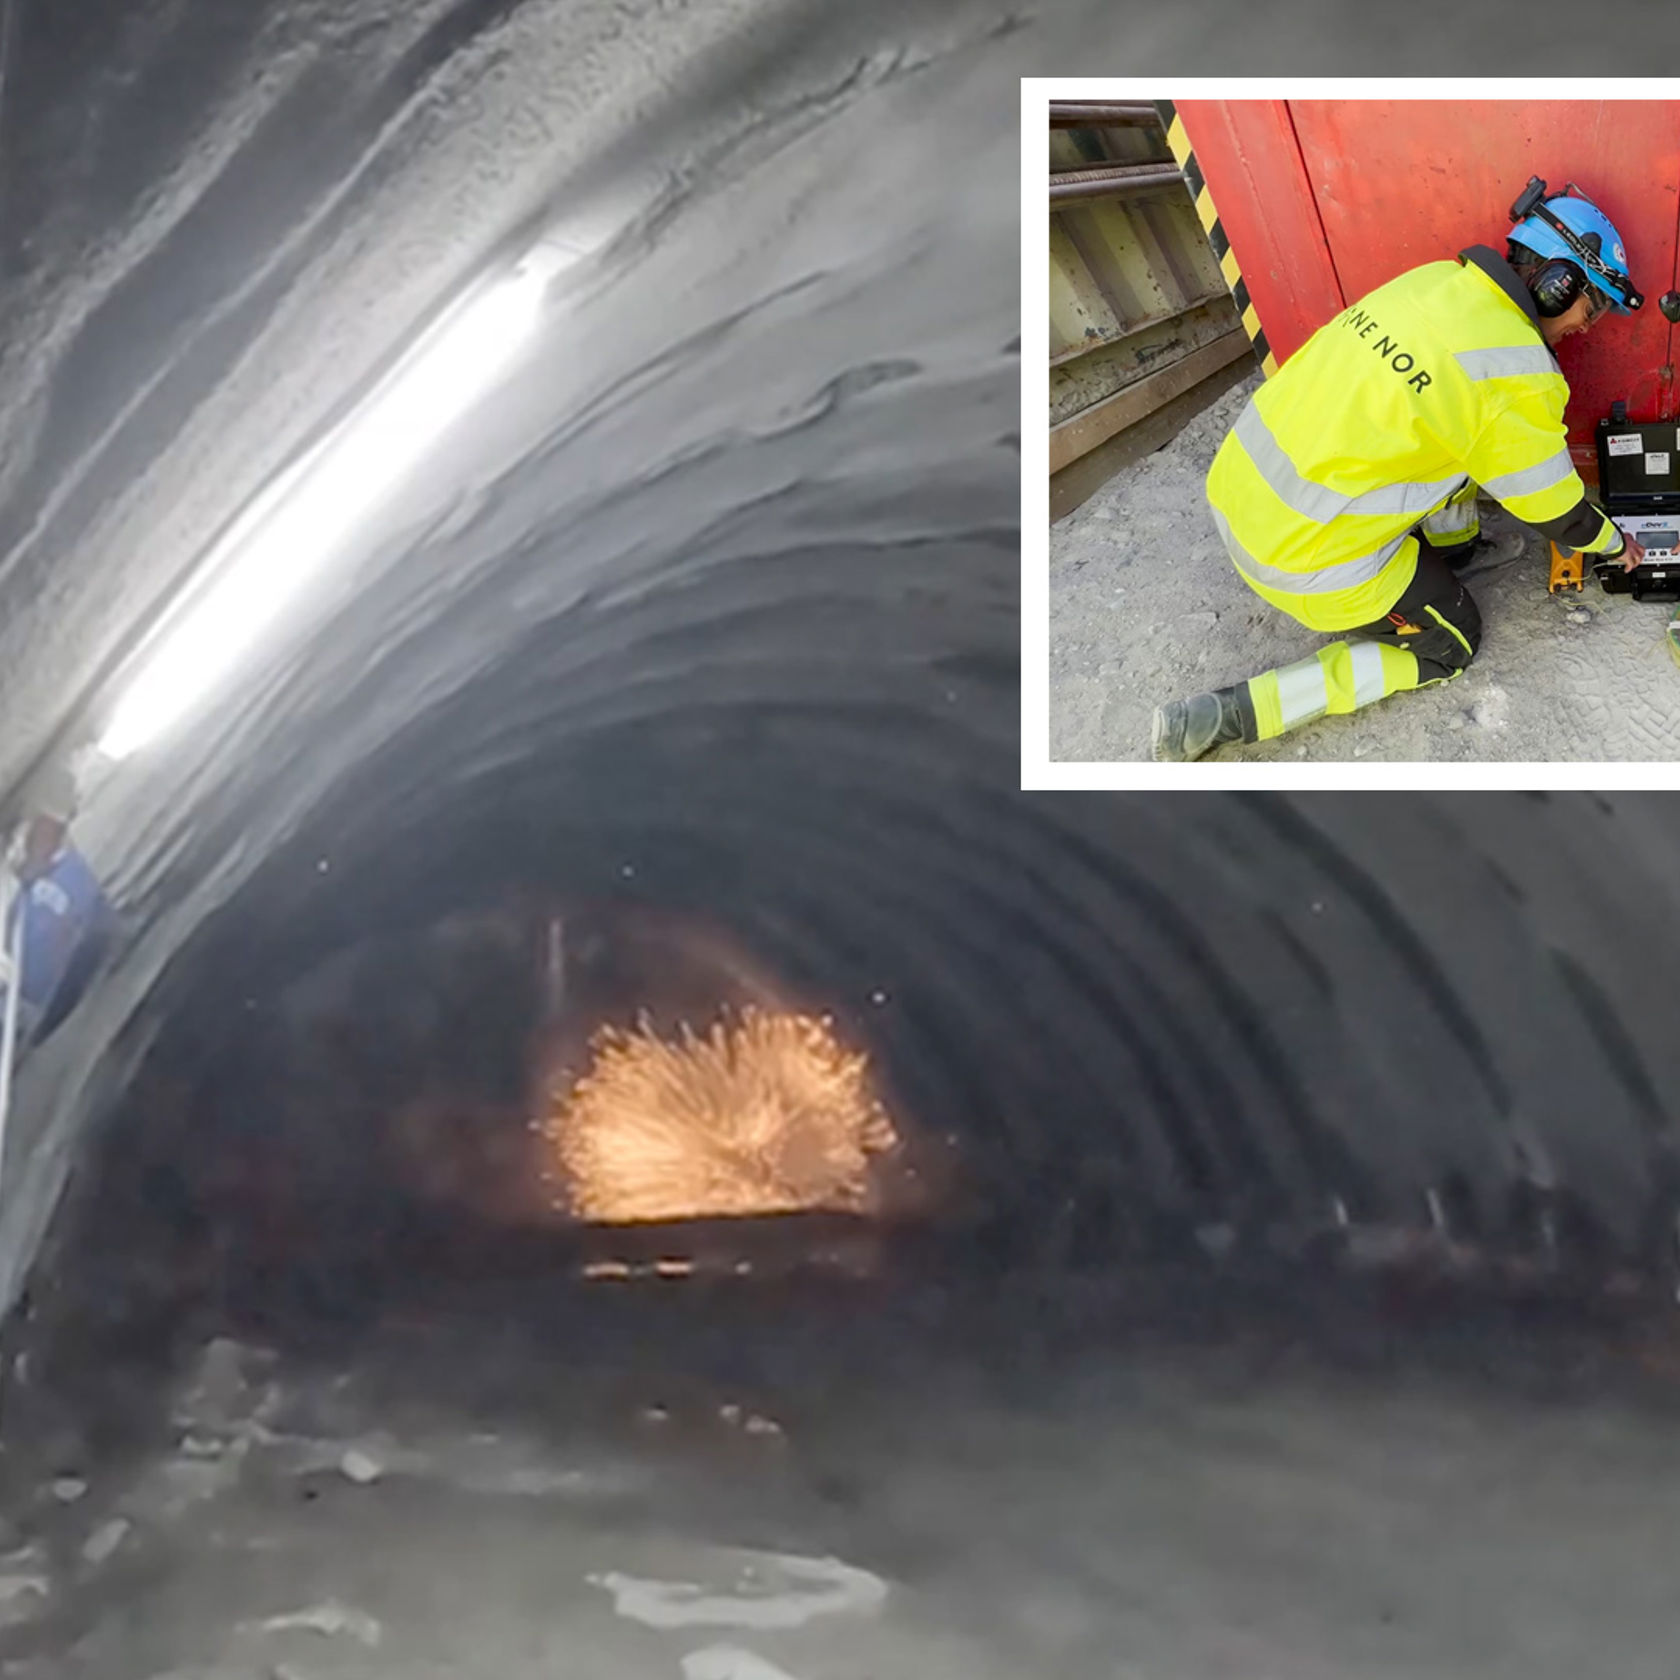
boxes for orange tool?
[1548,542,1584,593]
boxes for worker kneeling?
[1153,181,1646,761]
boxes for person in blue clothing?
[7,760,114,1050]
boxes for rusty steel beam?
[1049,162,1185,205]
[1049,293,1231,371]
[1048,327,1253,475]
[1049,102,1161,129]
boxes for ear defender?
[1531,258,1586,319]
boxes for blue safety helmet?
[1508,186,1638,314]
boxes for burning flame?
[542,1009,898,1223]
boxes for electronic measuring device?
[1588,407,1680,600]
[1553,409,1680,596]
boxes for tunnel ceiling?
[6,5,1680,1310]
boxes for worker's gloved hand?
[1622,532,1648,573]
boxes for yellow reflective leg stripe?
[1327,639,1419,709]
[1420,482,1481,549]
[1246,640,1422,740]
[1277,651,1330,727]
[1421,520,1480,547]
[1348,639,1389,708]
[1248,651,1327,739]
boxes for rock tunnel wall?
[22,790,1680,1321]
[5,5,1680,1317]
[195,791,1680,1244]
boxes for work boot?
[1150,685,1249,762]
[1446,528,1527,580]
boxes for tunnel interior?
[33,782,1680,1374]
[13,6,1680,1675]
[24,780,1680,1680]
[59,873,961,1344]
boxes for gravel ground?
[1049,373,1680,763]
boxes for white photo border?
[1022,76,1680,792]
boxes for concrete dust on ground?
[1049,372,1680,762]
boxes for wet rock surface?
[4,1269,1680,1679]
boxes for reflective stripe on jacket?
[1206,245,1623,632]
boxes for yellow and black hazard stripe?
[1154,100,1278,379]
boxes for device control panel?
[1613,514,1680,560]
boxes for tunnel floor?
[4,1252,1680,1678]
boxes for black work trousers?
[1352,538,1484,686]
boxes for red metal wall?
[1179,100,1680,472]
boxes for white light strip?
[99,255,556,760]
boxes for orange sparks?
[542,1009,898,1223]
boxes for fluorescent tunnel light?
[99,257,554,760]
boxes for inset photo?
[1024,83,1680,783]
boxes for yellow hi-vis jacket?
[1206,245,1626,632]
